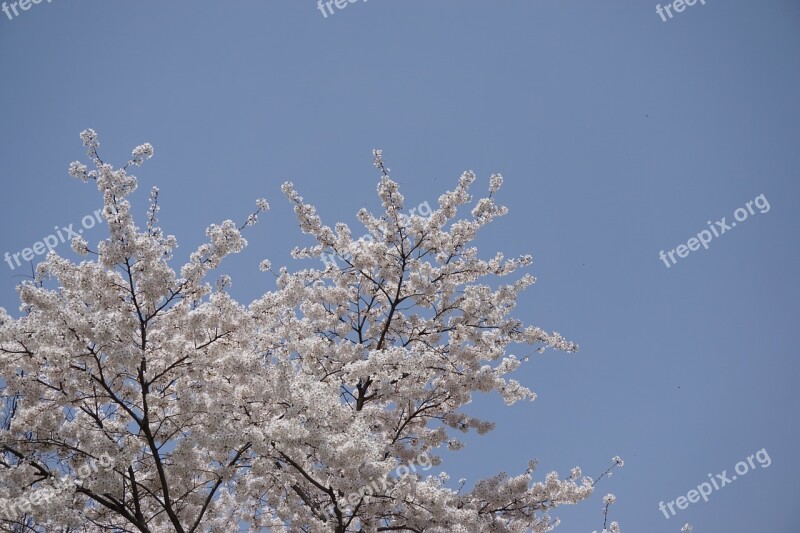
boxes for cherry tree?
[1,131,620,532]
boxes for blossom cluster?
[0,131,597,532]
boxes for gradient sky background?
[1,1,799,532]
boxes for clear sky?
[1,1,799,532]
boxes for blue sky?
[1,1,799,531]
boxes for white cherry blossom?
[0,132,618,533]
